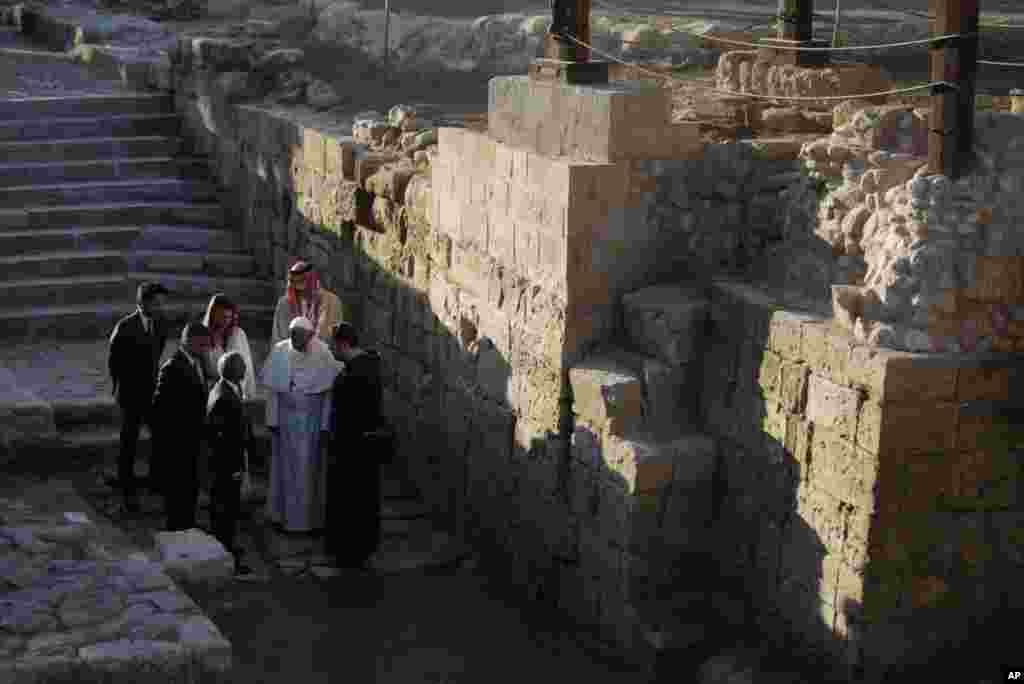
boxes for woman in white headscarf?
[259,316,343,534]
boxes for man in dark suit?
[107,282,170,514]
[151,321,212,532]
[206,351,253,575]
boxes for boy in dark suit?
[206,351,253,575]
[107,281,170,514]
[151,321,212,532]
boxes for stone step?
[0,93,174,120]
[0,136,184,164]
[0,256,268,290]
[0,113,181,142]
[369,531,472,574]
[31,423,273,474]
[0,157,210,187]
[53,397,269,432]
[0,300,275,342]
[0,225,242,258]
[0,178,221,208]
[620,284,710,367]
[0,202,227,230]
[585,344,702,439]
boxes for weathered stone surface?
[78,639,188,668]
[153,529,234,588]
[621,285,709,365]
[569,357,643,436]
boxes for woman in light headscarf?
[259,316,343,534]
[202,294,257,399]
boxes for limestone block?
[569,357,643,436]
[621,285,709,365]
[79,639,188,669]
[153,529,234,588]
[643,358,698,439]
[805,374,861,441]
[404,173,432,230]
[366,164,416,204]
[176,615,232,670]
[324,136,358,181]
[603,433,716,496]
[489,76,685,163]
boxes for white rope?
[978,59,1024,68]
[673,27,977,52]
[562,33,959,102]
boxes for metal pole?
[928,0,979,178]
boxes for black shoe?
[123,497,140,515]
[234,562,254,576]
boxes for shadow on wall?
[698,287,864,681]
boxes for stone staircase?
[569,283,749,673]
[0,91,275,342]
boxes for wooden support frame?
[928,0,980,178]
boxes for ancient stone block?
[806,374,861,441]
[956,367,1011,402]
[971,256,1023,303]
[355,153,403,190]
[809,427,878,509]
[621,285,709,365]
[643,358,698,439]
[366,165,415,204]
[569,357,643,436]
[153,529,233,588]
[779,361,810,415]
[769,311,813,361]
[879,356,958,404]
[324,136,356,181]
[800,322,853,387]
[874,402,959,457]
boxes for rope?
[561,33,959,102]
[978,59,1024,68]
[672,27,977,52]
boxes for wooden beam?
[544,0,592,62]
[928,0,979,178]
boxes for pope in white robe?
[259,316,343,533]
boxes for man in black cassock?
[152,321,212,532]
[206,351,253,575]
[326,321,385,569]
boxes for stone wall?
[773,103,1024,355]
[702,279,1023,676]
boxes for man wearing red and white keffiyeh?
[271,259,348,344]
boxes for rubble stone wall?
[702,280,1024,675]
[767,102,1024,355]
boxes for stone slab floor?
[1,336,653,683]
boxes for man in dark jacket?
[107,282,170,514]
[206,351,253,575]
[152,321,212,532]
[326,321,386,569]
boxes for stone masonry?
[702,280,1023,676]
[0,480,231,681]
[21,6,1017,679]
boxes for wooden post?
[928,0,979,178]
[763,0,828,67]
[529,0,607,85]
